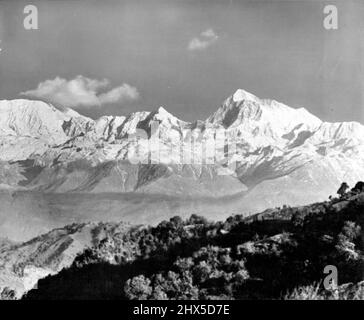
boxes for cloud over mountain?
[20,76,140,109]
[188,28,219,51]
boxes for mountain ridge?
[1,89,363,196]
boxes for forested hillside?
[22,185,364,300]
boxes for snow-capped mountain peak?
[149,106,184,123]
[156,106,170,115]
[232,89,260,103]
[206,90,323,140]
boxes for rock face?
[0,90,364,237]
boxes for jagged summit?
[133,106,188,133]
[151,106,179,121]
[231,89,260,103]
[156,106,169,114]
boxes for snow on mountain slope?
[0,100,68,140]
[22,160,246,196]
[94,115,126,141]
[0,99,93,141]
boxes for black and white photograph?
[0,0,363,306]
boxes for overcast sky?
[0,0,363,123]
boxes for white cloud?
[98,84,139,104]
[20,75,140,108]
[188,28,219,51]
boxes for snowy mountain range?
[0,89,364,240]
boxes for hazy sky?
[0,0,363,123]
